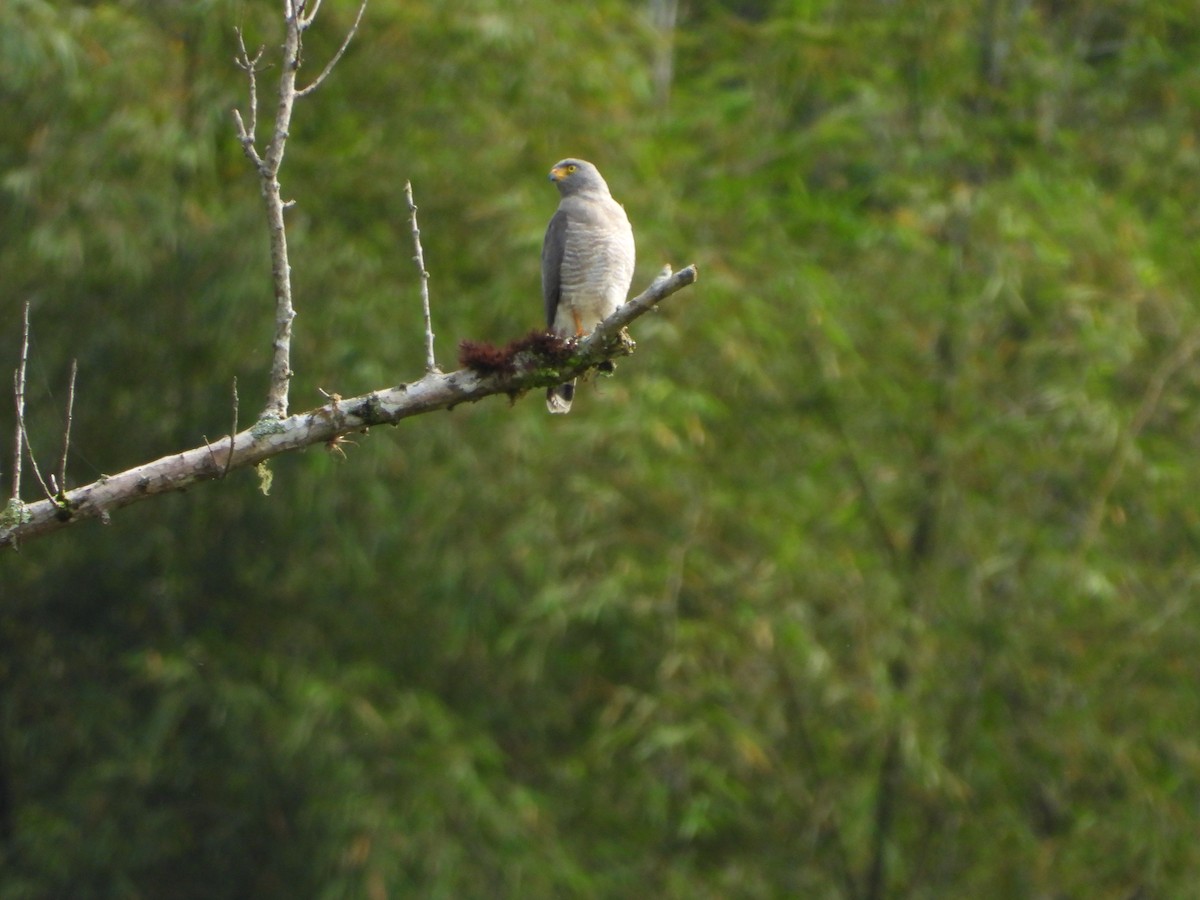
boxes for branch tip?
[405,180,437,373]
[296,0,368,97]
[56,358,77,497]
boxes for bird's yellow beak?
[548,165,568,182]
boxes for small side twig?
[12,304,53,502]
[299,0,323,26]
[224,377,239,478]
[54,358,77,497]
[232,28,265,168]
[405,180,438,373]
[10,302,30,501]
[202,378,240,477]
[296,0,368,97]
[19,422,54,503]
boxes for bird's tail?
[546,380,575,414]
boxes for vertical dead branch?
[9,302,30,502]
[224,377,239,478]
[233,2,369,421]
[404,180,438,373]
[10,304,52,503]
[54,359,77,496]
[257,5,302,421]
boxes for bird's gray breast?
[559,195,636,306]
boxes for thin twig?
[296,0,368,96]
[405,180,437,373]
[300,0,323,28]
[203,435,220,471]
[19,421,53,502]
[12,305,52,502]
[233,28,265,167]
[10,302,30,501]
[55,358,77,498]
[224,377,239,478]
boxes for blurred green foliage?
[3,0,1200,896]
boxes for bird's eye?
[566,164,577,173]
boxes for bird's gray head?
[548,158,610,197]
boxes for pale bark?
[1,266,697,549]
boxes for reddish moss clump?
[458,330,576,376]
[457,339,513,375]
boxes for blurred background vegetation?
[3,0,1200,896]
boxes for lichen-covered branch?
[0,265,697,549]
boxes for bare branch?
[239,9,307,422]
[224,377,239,479]
[591,264,696,344]
[405,180,438,373]
[232,28,265,167]
[9,303,52,502]
[10,302,30,502]
[1,266,698,549]
[18,422,53,502]
[300,0,324,28]
[56,358,77,496]
[237,1,368,420]
[296,0,368,97]
[202,377,240,478]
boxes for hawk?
[541,158,636,414]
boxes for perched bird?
[541,158,636,414]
